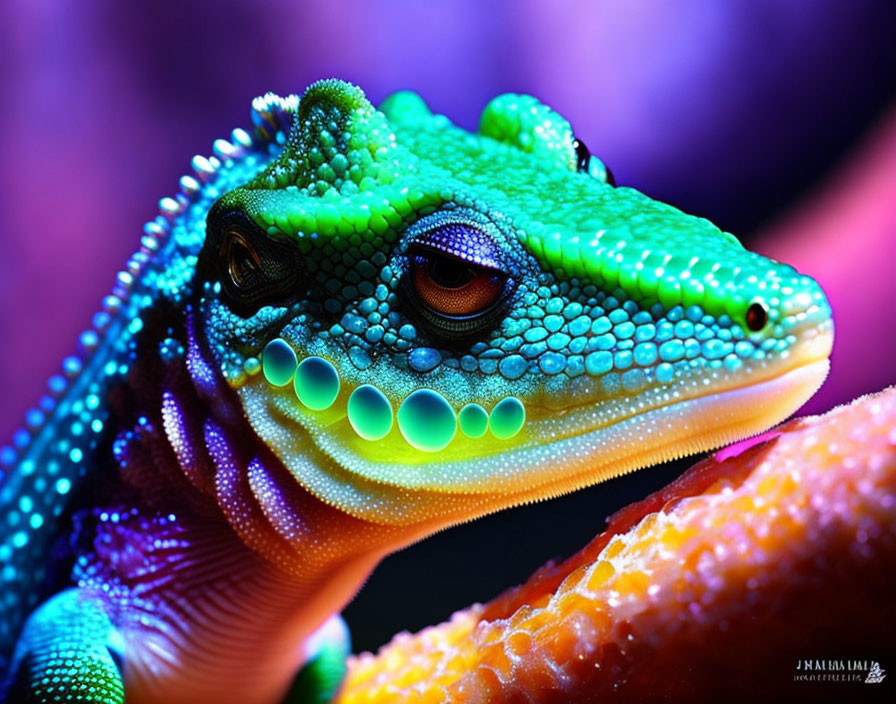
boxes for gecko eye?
[222,227,262,288]
[745,301,769,332]
[402,221,516,342]
[573,137,614,185]
[411,252,505,316]
[573,138,591,173]
[211,216,306,315]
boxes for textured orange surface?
[337,387,896,702]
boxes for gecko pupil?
[745,302,769,332]
[426,254,476,288]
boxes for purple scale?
[413,223,502,270]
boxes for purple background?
[2,1,895,652]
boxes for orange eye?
[411,251,506,317]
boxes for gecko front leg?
[5,589,124,704]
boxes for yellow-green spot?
[294,356,340,411]
[398,389,456,452]
[458,403,489,439]
[347,385,393,440]
[262,338,297,387]
[489,397,526,440]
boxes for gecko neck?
[89,509,377,704]
[78,308,412,703]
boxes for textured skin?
[0,80,833,703]
[7,591,124,704]
[215,80,833,528]
[336,386,896,703]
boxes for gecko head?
[195,79,833,531]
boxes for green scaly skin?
[0,79,832,703]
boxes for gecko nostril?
[745,302,769,332]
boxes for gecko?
[0,79,833,704]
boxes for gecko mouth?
[522,321,834,445]
[238,324,832,527]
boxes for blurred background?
[1,0,894,653]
